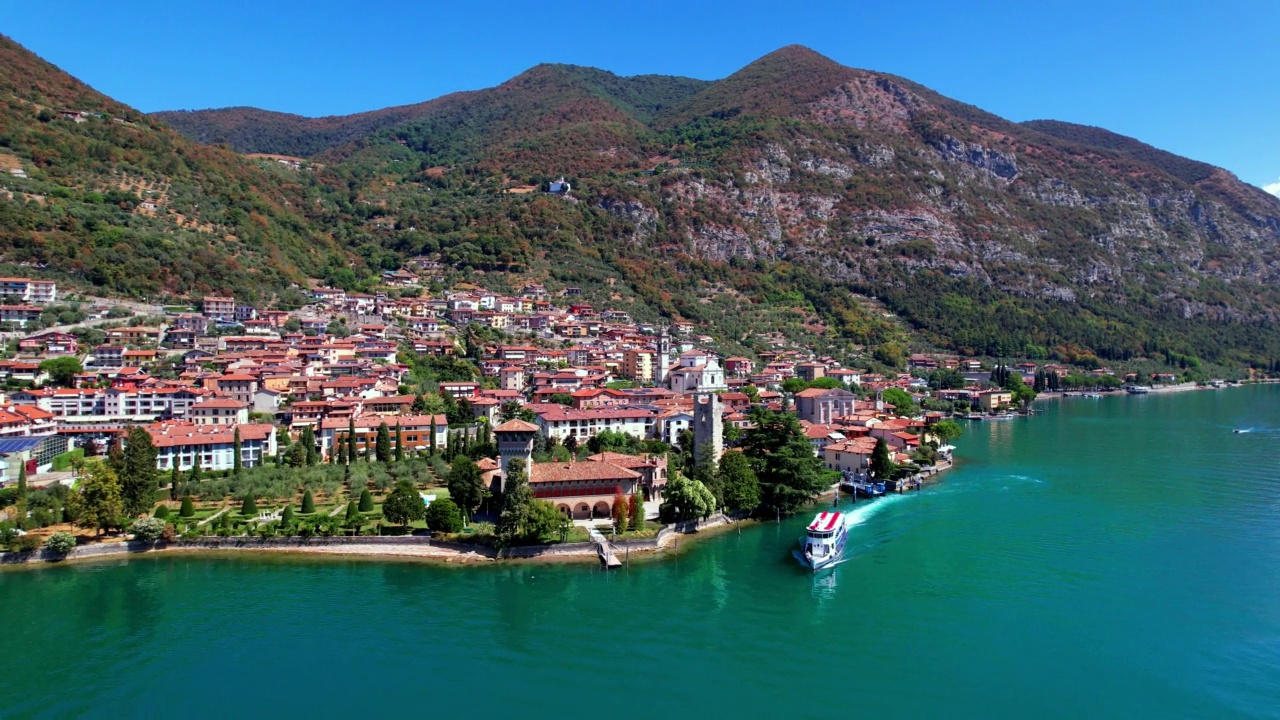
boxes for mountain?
[150,103,441,158]
[157,67,711,166]
[0,34,345,302]
[11,37,1280,368]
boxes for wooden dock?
[587,527,623,568]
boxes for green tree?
[347,417,358,464]
[928,369,967,391]
[179,495,195,517]
[300,425,318,466]
[154,504,170,519]
[358,488,374,512]
[187,453,202,485]
[232,426,243,476]
[718,450,761,514]
[375,421,392,463]
[881,388,918,417]
[446,455,486,522]
[67,462,124,535]
[168,464,181,501]
[692,444,721,507]
[106,436,125,474]
[526,500,563,542]
[14,460,27,527]
[628,492,643,531]
[394,422,404,462]
[499,401,535,423]
[281,504,296,525]
[382,479,425,527]
[301,488,315,514]
[930,419,964,446]
[781,377,810,395]
[286,442,307,468]
[429,415,438,455]
[120,427,158,518]
[424,497,464,533]
[241,495,258,516]
[39,356,82,387]
[344,500,361,525]
[658,472,715,522]
[334,434,346,464]
[411,394,428,413]
[496,458,534,546]
[741,408,830,516]
[870,437,894,479]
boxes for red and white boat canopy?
[807,512,843,532]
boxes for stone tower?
[494,419,537,493]
[693,393,723,464]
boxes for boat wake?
[842,492,910,527]
[1230,426,1279,434]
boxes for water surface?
[4,386,1279,718]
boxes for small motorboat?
[794,511,848,572]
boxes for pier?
[588,527,623,569]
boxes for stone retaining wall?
[0,514,739,567]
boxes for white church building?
[666,350,728,394]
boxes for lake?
[4,386,1279,718]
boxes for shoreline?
[0,513,748,571]
[4,435,971,573]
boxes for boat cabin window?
[808,530,832,539]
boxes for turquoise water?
[4,387,1280,718]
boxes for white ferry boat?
[795,511,848,572]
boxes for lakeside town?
[0,270,1244,564]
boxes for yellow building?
[979,390,1013,412]
[623,349,654,383]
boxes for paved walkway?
[197,506,231,527]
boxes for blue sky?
[6,0,1278,193]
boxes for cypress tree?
[241,495,258,516]
[345,500,361,523]
[169,464,180,501]
[281,504,295,525]
[301,425,318,466]
[375,421,392,463]
[15,461,28,524]
[870,437,894,480]
[179,495,195,517]
[107,436,125,474]
[358,488,374,512]
[188,453,202,485]
[394,422,404,463]
[628,492,643,531]
[301,488,315,514]
[347,417,357,464]
[429,415,438,456]
[232,426,243,476]
[121,426,159,517]
[335,434,345,464]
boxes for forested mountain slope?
[11,38,1280,367]
[0,34,342,301]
